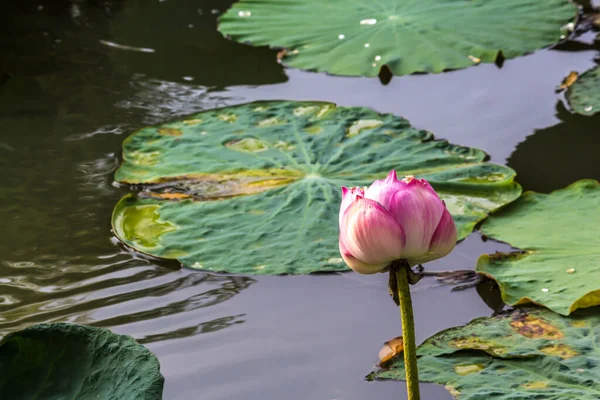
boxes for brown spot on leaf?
[141,192,193,200]
[510,314,564,339]
[277,49,288,61]
[136,170,301,200]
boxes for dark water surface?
[1,1,599,399]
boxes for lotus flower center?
[403,175,415,183]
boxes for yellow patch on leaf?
[521,381,549,389]
[158,128,183,136]
[449,337,507,357]
[445,385,461,398]
[454,364,483,376]
[182,119,203,125]
[540,343,577,359]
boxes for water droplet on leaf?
[238,10,252,17]
[360,18,377,25]
[338,34,345,39]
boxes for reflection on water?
[1,0,599,399]
[105,0,287,87]
[0,251,254,337]
[508,101,600,193]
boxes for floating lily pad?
[218,0,577,77]
[373,306,600,399]
[477,180,600,315]
[567,66,600,116]
[0,323,163,400]
[112,101,521,275]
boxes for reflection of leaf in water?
[92,275,254,328]
[138,314,246,344]
[107,0,286,86]
[507,102,600,193]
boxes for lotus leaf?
[112,101,521,274]
[373,306,600,399]
[477,180,600,315]
[567,66,600,116]
[0,323,164,400]
[218,0,577,77]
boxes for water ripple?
[0,253,255,340]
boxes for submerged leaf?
[112,101,521,275]
[373,306,600,399]
[477,180,600,315]
[0,323,164,400]
[218,0,577,77]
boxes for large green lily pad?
[218,0,577,77]
[373,306,600,399]
[567,66,600,116]
[0,323,163,399]
[112,101,521,275]
[477,180,600,315]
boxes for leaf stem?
[394,261,420,400]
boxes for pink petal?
[339,239,388,274]
[386,177,445,259]
[406,207,457,265]
[339,197,405,269]
[364,170,404,209]
[339,186,364,228]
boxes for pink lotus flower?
[339,171,457,274]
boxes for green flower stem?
[395,262,420,400]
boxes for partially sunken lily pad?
[218,0,577,77]
[373,306,600,399]
[477,180,600,315]
[567,66,600,116]
[0,323,163,400]
[112,101,521,275]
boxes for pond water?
[1,1,599,399]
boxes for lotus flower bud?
[338,171,457,274]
